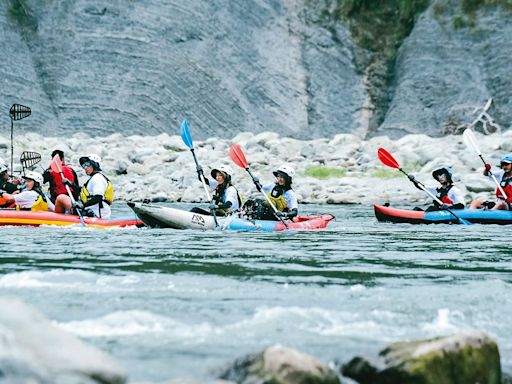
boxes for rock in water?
[219,344,340,384]
[342,331,501,384]
[0,297,127,384]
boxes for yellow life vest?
[266,193,287,212]
[80,173,115,206]
[15,191,49,212]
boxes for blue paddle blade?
[180,119,193,149]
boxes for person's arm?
[0,191,15,203]
[448,187,466,208]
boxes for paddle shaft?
[398,168,466,224]
[245,168,289,229]
[190,148,219,227]
[464,129,508,199]
[477,154,508,199]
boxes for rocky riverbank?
[1,130,511,209]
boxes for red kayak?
[0,209,143,228]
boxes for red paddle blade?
[50,154,63,173]
[229,144,248,169]
[377,148,400,169]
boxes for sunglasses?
[501,162,512,167]
[81,161,92,169]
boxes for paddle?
[9,104,31,175]
[462,128,507,200]
[377,148,471,225]
[179,119,219,227]
[229,144,289,229]
[50,154,85,226]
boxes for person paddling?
[409,165,465,211]
[43,150,79,204]
[191,165,242,216]
[0,159,22,195]
[0,171,50,211]
[470,154,512,210]
[259,164,298,220]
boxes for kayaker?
[54,154,114,219]
[43,149,79,204]
[469,153,512,210]
[191,165,242,216]
[0,171,50,211]
[258,164,298,220]
[0,160,21,195]
[409,165,465,211]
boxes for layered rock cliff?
[0,0,510,139]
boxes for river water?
[1,203,511,382]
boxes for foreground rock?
[342,331,501,384]
[219,344,340,384]
[0,297,126,384]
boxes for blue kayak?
[375,204,512,225]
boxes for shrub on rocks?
[219,344,340,384]
[341,331,501,384]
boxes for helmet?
[79,154,102,171]
[501,154,512,164]
[211,165,233,179]
[432,165,453,181]
[24,171,44,185]
[273,164,295,179]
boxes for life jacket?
[434,185,454,206]
[80,172,115,206]
[0,197,16,208]
[212,183,243,215]
[47,166,78,201]
[267,185,290,212]
[15,189,49,212]
[496,175,512,203]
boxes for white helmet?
[273,164,295,179]
[25,171,44,185]
[211,165,233,179]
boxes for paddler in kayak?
[409,165,465,211]
[469,153,512,210]
[43,150,79,204]
[257,164,298,220]
[0,171,50,211]
[191,165,243,216]
[0,159,22,195]
[54,154,114,219]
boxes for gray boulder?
[342,331,501,384]
[219,344,340,384]
[0,297,126,384]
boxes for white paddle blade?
[463,128,481,156]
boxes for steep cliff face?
[0,0,510,139]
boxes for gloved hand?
[197,167,205,182]
[73,201,84,210]
[407,174,416,182]
[253,178,262,192]
[485,163,491,171]
[275,211,287,218]
[208,203,219,210]
[0,189,5,197]
[441,204,450,209]
[62,177,72,187]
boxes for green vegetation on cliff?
[8,0,37,33]
[328,0,429,58]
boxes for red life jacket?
[48,165,78,202]
[496,176,512,203]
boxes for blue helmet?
[432,165,453,182]
[501,154,512,164]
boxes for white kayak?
[127,202,335,231]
